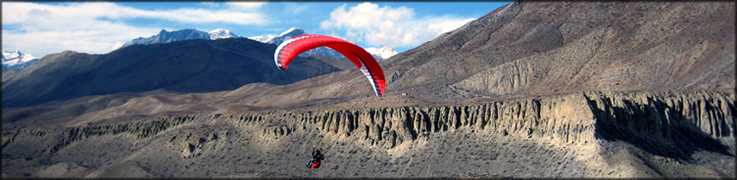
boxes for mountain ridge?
[1,38,341,107]
[120,27,395,60]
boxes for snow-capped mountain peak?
[279,27,305,37]
[267,27,306,45]
[118,27,396,61]
[120,28,239,48]
[247,28,303,44]
[2,50,37,66]
[209,28,238,40]
[249,34,278,43]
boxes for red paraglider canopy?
[274,34,386,96]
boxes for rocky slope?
[420,1,726,101]
[288,1,733,103]
[1,91,733,177]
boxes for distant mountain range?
[120,28,235,48]
[1,27,398,107]
[3,27,396,71]
[2,38,341,107]
[120,27,397,60]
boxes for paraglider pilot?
[306,148,325,176]
[308,148,324,170]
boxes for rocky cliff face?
[585,91,735,160]
[3,91,732,177]
[230,93,596,148]
[224,91,733,152]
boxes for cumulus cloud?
[365,47,398,59]
[320,2,473,50]
[1,2,268,57]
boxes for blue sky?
[2,2,509,57]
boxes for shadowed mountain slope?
[2,38,340,107]
[237,2,734,105]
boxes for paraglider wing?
[273,34,386,96]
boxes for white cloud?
[365,47,398,59]
[226,2,266,10]
[320,2,473,50]
[3,2,268,27]
[1,2,268,57]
